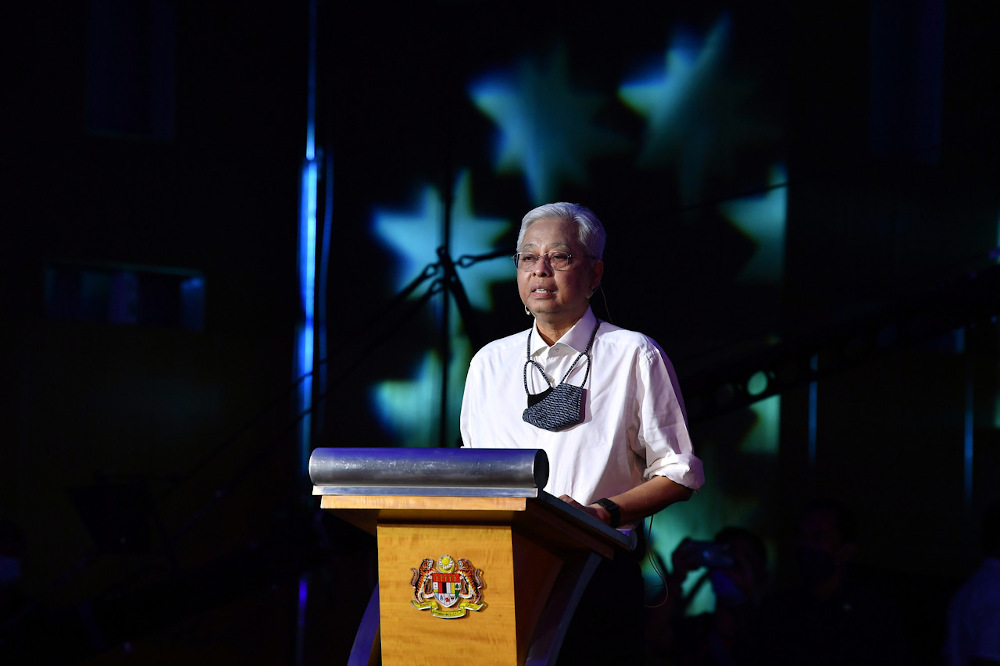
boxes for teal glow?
[373,171,512,311]
[995,385,1000,431]
[469,47,629,203]
[443,170,513,310]
[643,395,781,614]
[619,15,780,208]
[741,394,780,456]
[375,187,444,288]
[746,370,770,397]
[720,163,788,284]
[371,314,472,448]
[618,18,730,164]
[370,173,513,446]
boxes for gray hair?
[516,202,606,259]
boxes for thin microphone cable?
[596,284,614,326]
[641,511,672,608]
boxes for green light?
[746,371,770,397]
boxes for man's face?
[517,217,602,329]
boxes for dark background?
[1,0,998,663]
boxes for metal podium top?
[309,447,550,497]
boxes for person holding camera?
[650,527,768,665]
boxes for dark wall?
[1,2,322,660]
[1,0,999,663]
[316,3,1000,662]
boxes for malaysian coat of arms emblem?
[410,554,486,618]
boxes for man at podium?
[460,202,705,663]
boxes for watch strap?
[594,497,621,528]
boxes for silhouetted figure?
[944,500,1000,666]
[662,526,769,666]
[756,499,911,666]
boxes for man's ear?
[590,259,604,292]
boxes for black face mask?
[523,382,586,431]
[522,320,600,432]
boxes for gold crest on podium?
[410,554,486,618]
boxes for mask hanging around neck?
[521,319,600,432]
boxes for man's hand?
[558,477,693,527]
[670,537,703,579]
[558,494,609,523]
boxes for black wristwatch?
[593,497,621,528]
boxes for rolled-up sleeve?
[637,346,705,491]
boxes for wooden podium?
[309,448,635,666]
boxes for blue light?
[297,0,318,471]
[372,171,512,310]
[295,572,309,664]
[295,154,318,470]
[374,187,445,294]
[959,328,974,505]
[300,161,318,319]
[180,275,205,331]
[297,159,317,469]
[808,355,818,469]
[470,47,629,203]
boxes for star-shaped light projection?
[470,47,630,203]
[373,170,512,310]
[371,320,472,448]
[371,172,514,447]
[719,163,787,284]
[619,15,781,206]
[448,171,515,310]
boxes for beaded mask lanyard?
[522,318,601,401]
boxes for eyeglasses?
[512,251,596,272]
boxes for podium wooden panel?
[318,493,633,666]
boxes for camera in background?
[679,539,735,569]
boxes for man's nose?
[532,254,553,275]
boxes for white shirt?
[460,308,704,505]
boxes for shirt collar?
[530,307,598,356]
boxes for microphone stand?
[432,246,513,446]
